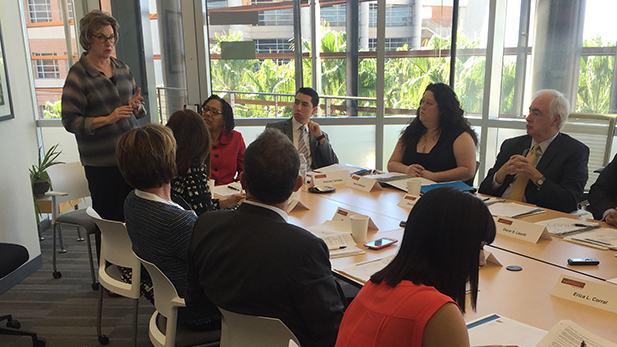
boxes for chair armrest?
[45,191,68,197]
[171,297,186,308]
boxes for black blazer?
[185,203,345,347]
[588,154,617,220]
[266,118,339,169]
[479,133,589,213]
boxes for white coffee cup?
[407,178,422,196]
[349,214,369,244]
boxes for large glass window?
[34,53,61,79]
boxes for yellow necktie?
[509,144,540,201]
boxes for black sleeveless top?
[401,128,466,173]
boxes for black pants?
[84,166,133,257]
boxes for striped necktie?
[509,143,540,201]
[298,125,310,161]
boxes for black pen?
[328,245,347,251]
[228,185,240,191]
[399,221,406,228]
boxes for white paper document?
[566,228,617,250]
[489,202,545,218]
[335,255,395,283]
[535,320,617,347]
[467,314,547,347]
[535,217,601,237]
[313,163,369,175]
[364,172,434,192]
[212,181,242,198]
[305,220,366,258]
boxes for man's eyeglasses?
[201,106,222,116]
[93,34,117,44]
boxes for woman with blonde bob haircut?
[116,124,221,331]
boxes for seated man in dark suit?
[185,128,345,347]
[589,155,617,226]
[266,87,339,169]
[479,89,589,213]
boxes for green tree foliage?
[209,30,614,118]
[577,37,615,114]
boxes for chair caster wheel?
[6,318,20,329]
[34,336,46,347]
[98,334,109,345]
[53,271,62,279]
[92,282,100,290]
[77,237,85,241]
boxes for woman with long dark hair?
[335,187,497,347]
[388,83,477,183]
[167,109,243,215]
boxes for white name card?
[286,191,309,213]
[551,274,617,314]
[483,250,502,266]
[332,207,379,230]
[312,170,350,186]
[494,217,552,243]
[347,174,382,192]
[397,194,420,209]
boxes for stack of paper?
[467,314,547,347]
[565,228,617,250]
[305,220,366,258]
[212,181,242,198]
[364,172,435,192]
[489,202,545,218]
[535,217,601,237]
[335,256,395,283]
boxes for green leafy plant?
[30,144,64,223]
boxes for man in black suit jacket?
[185,129,345,347]
[479,90,589,213]
[266,87,339,169]
[589,155,617,225]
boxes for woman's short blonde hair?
[116,124,177,190]
[79,10,119,52]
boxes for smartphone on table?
[567,258,599,266]
[364,238,398,250]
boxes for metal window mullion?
[478,0,507,183]
[293,0,303,90]
[375,0,385,170]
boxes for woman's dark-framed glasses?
[201,106,222,116]
[93,34,117,44]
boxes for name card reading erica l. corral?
[494,216,552,243]
[551,275,617,314]
[397,194,420,209]
[312,170,350,186]
[347,174,382,192]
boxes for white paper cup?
[349,214,369,244]
[406,178,422,196]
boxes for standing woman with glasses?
[62,10,145,237]
[201,95,246,185]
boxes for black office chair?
[0,243,46,347]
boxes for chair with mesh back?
[87,207,140,346]
[218,307,300,347]
[46,162,98,290]
[135,253,220,347]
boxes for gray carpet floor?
[0,225,155,347]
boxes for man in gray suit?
[266,87,339,169]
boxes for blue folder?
[420,181,476,194]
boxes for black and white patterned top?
[171,163,220,215]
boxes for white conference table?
[285,183,617,342]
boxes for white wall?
[0,1,44,261]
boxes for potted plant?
[30,144,63,223]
